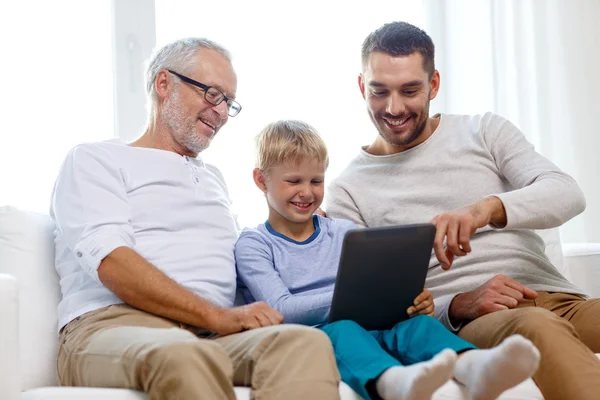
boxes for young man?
[325,21,600,400]
[50,38,340,400]
[235,120,540,400]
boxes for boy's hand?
[407,289,434,317]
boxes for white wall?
[112,0,156,141]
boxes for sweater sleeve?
[482,113,586,230]
[234,231,332,326]
[325,181,368,228]
[433,294,463,332]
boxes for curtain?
[423,0,600,243]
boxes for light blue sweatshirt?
[234,215,357,326]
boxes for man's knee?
[461,307,578,349]
[147,339,233,379]
[259,324,335,357]
[268,324,331,344]
[508,307,576,339]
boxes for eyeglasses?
[167,70,242,117]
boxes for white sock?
[453,334,540,400]
[375,349,457,400]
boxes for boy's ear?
[253,168,268,193]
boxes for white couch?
[1,206,599,400]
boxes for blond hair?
[255,120,329,173]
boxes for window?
[0,1,113,212]
[155,0,424,228]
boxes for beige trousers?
[57,304,341,400]
[458,292,600,400]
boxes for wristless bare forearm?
[97,246,221,329]
[480,196,507,227]
[448,293,470,325]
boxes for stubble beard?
[379,99,431,148]
[162,89,211,155]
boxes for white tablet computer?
[328,223,436,331]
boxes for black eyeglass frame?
[167,69,242,117]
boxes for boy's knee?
[324,319,363,334]
[408,314,436,323]
[399,314,440,332]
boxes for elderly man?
[51,38,340,400]
[326,21,600,400]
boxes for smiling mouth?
[383,115,411,128]
[198,118,216,132]
[291,201,313,210]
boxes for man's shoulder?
[329,151,366,187]
[64,139,126,163]
[441,112,508,133]
[203,162,228,184]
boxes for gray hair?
[145,37,232,126]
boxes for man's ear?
[429,70,441,100]
[253,168,268,193]
[155,69,171,100]
[358,74,366,100]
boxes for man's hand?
[210,302,284,336]
[431,197,506,269]
[407,289,434,317]
[448,275,537,325]
[315,207,327,218]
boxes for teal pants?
[321,315,475,400]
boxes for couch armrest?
[0,273,20,400]
[563,243,600,297]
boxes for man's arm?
[485,114,586,230]
[431,114,585,269]
[51,145,281,336]
[429,114,577,324]
[431,196,506,269]
[447,275,538,326]
[99,247,282,335]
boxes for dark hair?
[361,21,435,77]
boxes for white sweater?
[51,139,239,330]
[326,112,586,330]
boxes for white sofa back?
[0,205,567,392]
[0,207,61,390]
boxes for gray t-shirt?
[326,112,586,330]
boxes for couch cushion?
[0,206,60,389]
[20,382,363,399]
[433,378,542,399]
[19,379,541,400]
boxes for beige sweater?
[326,112,586,330]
